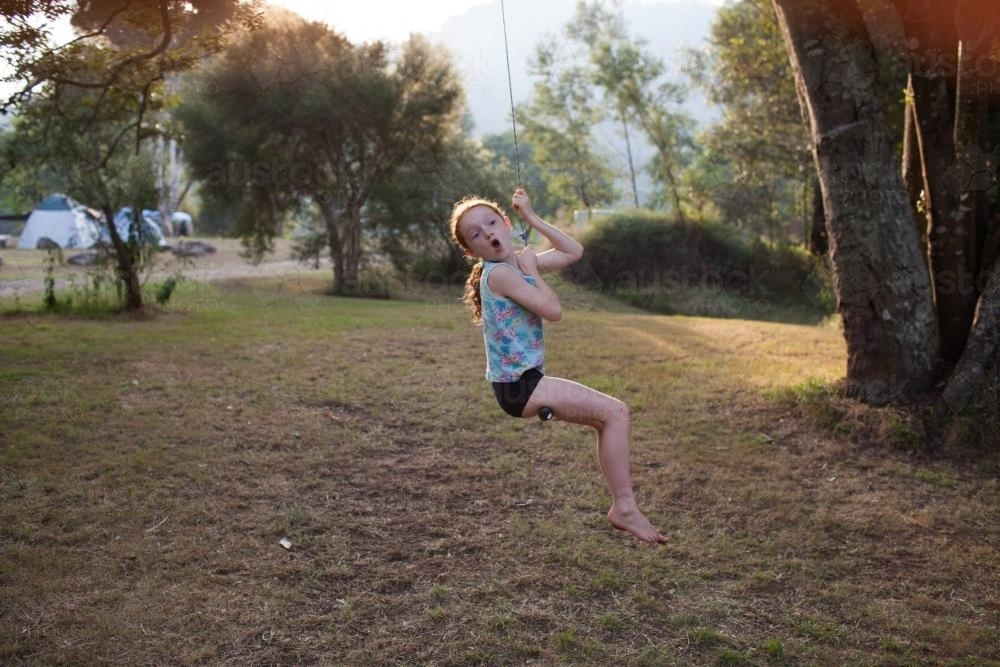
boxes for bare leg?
[523,376,667,544]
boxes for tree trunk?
[772,0,937,404]
[620,108,640,208]
[102,204,143,311]
[155,135,175,237]
[932,38,987,363]
[941,255,1000,415]
[317,196,343,292]
[808,176,827,255]
[631,105,686,226]
[657,147,686,226]
[983,214,1000,278]
[951,0,1000,270]
[908,69,968,363]
[938,0,1000,416]
[337,201,364,296]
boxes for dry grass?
[1,272,999,666]
[0,237,307,298]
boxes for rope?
[499,0,529,244]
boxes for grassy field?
[1,265,999,665]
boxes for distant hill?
[426,0,721,138]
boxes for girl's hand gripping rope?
[512,188,533,243]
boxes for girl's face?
[457,204,514,261]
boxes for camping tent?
[143,210,194,237]
[171,211,193,236]
[17,193,101,249]
[98,208,167,247]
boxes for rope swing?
[497,2,553,423]
[499,0,531,245]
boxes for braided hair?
[449,195,507,324]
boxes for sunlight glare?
[270,0,495,43]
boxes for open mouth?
[491,239,501,250]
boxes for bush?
[378,229,471,293]
[154,273,184,305]
[570,210,834,323]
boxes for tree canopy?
[1,0,257,310]
[177,9,464,294]
[688,0,814,243]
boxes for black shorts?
[492,367,544,418]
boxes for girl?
[450,188,667,544]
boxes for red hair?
[449,195,507,324]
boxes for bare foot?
[607,504,668,544]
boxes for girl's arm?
[512,189,583,274]
[488,248,563,321]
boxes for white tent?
[18,193,101,249]
[100,208,167,247]
[171,211,194,236]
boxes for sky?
[1,1,495,115]
[266,0,725,137]
[270,0,723,45]
[270,0,497,44]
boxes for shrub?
[570,210,833,322]
[154,273,184,305]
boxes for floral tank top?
[480,261,545,382]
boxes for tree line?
[1,0,809,303]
